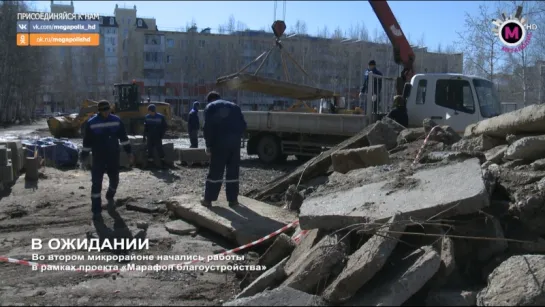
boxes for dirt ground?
[0,121,301,306]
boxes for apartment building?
[42,1,463,115]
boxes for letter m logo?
[504,26,520,40]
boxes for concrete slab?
[258,233,296,268]
[284,229,322,276]
[323,214,407,303]
[299,158,489,230]
[24,157,39,181]
[0,161,14,184]
[331,145,391,174]
[426,289,477,306]
[0,145,7,166]
[464,104,545,139]
[224,287,327,306]
[236,257,288,299]
[282,233,348,293]
[164,220,196,235]
[0,140,22,173]
[346,245,441,306]
[179,148,209,164]
[166,194,297,245]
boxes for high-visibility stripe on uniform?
[119,140,130,145]
[82,147,91,152]
[206,179,239,183]
[90,121,120,129]
[91,193,101,198]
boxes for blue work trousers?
[91,155,120,214]
[204,144,241,202]
[189,130,198,148]
[147,137,164,160]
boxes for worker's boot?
[228,201,239,208]
[200,198,212,208]
[106,198,117,213]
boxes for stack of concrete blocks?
[0,145,14,186]
[129,136,147,167]
[0,140,24,179]
[176,148,210,166]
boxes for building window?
[109,17,114,25]
[166,55,172,63]
[198,40,205,48]
[167,39,175,48]
[127,18,131,25]
[138,19,143,27]
[124,29,128,38]
[435,79,475,113]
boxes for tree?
[0,1,47,124]
[455,4,503,81]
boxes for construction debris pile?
[175,104,545,306]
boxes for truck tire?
[257,135,281,164]
[296,155,311,162]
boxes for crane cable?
[273,0,287,21]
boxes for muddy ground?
[0,121,302,306]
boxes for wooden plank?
[216,73,337,101]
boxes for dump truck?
[47,82,172,138]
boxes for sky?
[30,0,488,50]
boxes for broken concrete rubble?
[347,245,441,306]
[322,214,407,303]
[477,255,545,306]
[426,289,477,306]
[236,257,289,299]
[166,193,296,245]
[465,104,545,139]
[299,158,489,230]
[258,233,295,268]
[452,135,505,152]
[164,220,196,235]
[224,287,326,306]
[504,135,545,162]
[282,233,348,293]
[228,111,545,305]
[397,127,425,144]
[330,145,390,174]
[249,121,399,200]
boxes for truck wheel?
[257,135,281,164]
[296,155,311,162]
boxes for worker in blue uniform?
[359,60,383,114]
[187,101,200,148]
[387,95,409,127]
[80,100,133,220]
[143,104,167,167]
[201,91,247,208]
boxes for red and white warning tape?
[412,125,440,165]
[0,220,301,274]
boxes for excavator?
[47,81,172,138]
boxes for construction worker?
[201,91,247,208]
[143,104,167,167]
[387,95,409,127]
[359,60,383,114]
[187,101,200,148]
[80,100,133,221]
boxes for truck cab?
[404,74,502,133]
